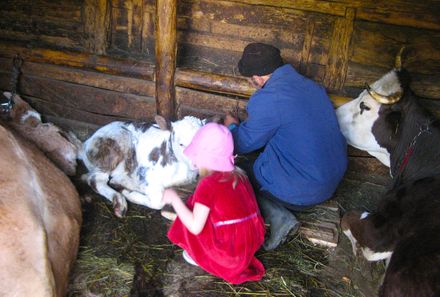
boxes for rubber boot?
[257,195,300,250]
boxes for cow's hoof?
[113,195,128,218]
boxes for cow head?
[336,70,407,167]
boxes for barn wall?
[0,0,439,130]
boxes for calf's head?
[155,115,203,170]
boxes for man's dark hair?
[238,43,284,77]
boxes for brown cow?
[0,101,82,296]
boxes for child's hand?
[162,188,179,205]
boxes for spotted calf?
[79,115,203,217]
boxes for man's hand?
[224,112,239,127]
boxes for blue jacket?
[231,64,347,206]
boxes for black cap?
[238,43,284,77]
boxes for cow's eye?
[360,101,371,115]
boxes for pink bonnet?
[184,122,235,172]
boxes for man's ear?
[252,75,264,88]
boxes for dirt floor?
[67,155,391,297]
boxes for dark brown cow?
[336,65,440,297]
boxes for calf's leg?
[121,185,165,210]
[82,171,128,217]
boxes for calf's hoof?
[113,194,128,218]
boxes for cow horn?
[365,84,402,104]
[395,46,405,70]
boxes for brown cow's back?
[0,123,82,297]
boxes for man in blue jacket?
[225,43,347,250]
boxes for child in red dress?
[162,122,266,284]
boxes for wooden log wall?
[0,0,439,132]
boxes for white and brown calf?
[79,115,203,217]
[0,121,82,296]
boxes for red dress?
[167,171,266,284]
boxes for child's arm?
[162,189,210,235]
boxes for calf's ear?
[154,115,172,131]
[204,114,224,124]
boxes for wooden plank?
[18,75,156,121]
[83,0,110,54]
[323,8,355,91]
[176,68,253,97]
[177,43,244,75]
[0,1,83,50]
[201,0,347,18]
[25,95,128,127]
[209,21,287,45]
[299,19,315,74]
[307,18,333,66]
[109,0,144,52]
[346,62,440,100]
[176,87,248,119]
[411,75,440,100]
[351,21,440,73]
[356,3,440,31]
[0,30,34,43]
[177,31,304,72]
[21,61,155,97]
[0,43,155,80]
[178,31,248,53]
[178,105,222,119]
[179,0,310,29]
[298,200,340,247]
[141,10,155,54]
[0,45,353,111]
[215,0,440,30]
[346,156,391,185]
[35,35,82,50]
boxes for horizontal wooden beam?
[18,75,156,122]
[0,43,352,111]
[175,68,254,97]
[213,0,440,31]
[0,43,155,80]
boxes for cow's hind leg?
[82,171,128,217]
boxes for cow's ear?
[204,114,224,124]
[154,115,172,131]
